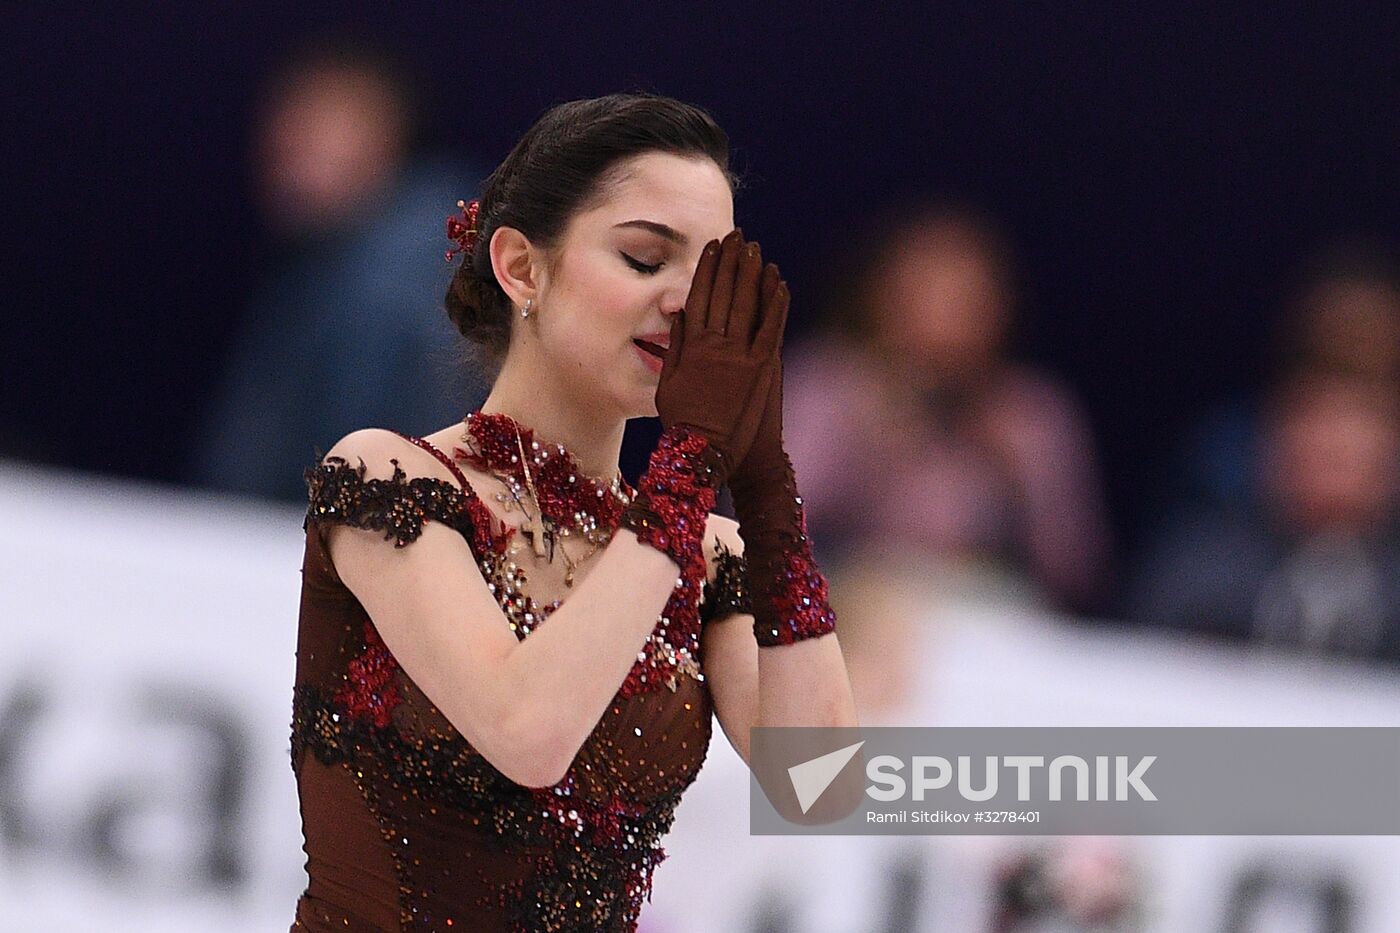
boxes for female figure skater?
[289,93,858,932]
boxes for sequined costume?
[288,428,750,932]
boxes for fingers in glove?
[682,238,721,349]
[755,278,790,358]
[729,241,763,340]
[664,302,686,371]
[708,228,744,334]
[756,263,781,344]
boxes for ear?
[489,225,545,312]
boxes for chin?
[595,383,656,421]
[620,389,659,420]
[621,375,661,420]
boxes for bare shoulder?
[321,427,462,488]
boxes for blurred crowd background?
[10,7,1400,661]
[5,6,1400,930]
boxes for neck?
[478,355,627,481]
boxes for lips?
[632,334,670,360]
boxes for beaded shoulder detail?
[303,454,482,549]
[701,540,752,624]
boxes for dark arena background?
[4,4,1400,930]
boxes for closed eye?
[621,252,663,275]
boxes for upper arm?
[700,514,759,766]
[312,429,555,786]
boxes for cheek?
[542,268,652,371]
[570,266,651,342]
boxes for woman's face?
[527,151,735,419]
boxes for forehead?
[578,151,734,240]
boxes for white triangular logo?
[788,741,865,813]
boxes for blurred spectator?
[784,200,1112,614]
[188,33,489,502]
[992,840,1141,933]
[1131,368,1400,663]
[1179,239,1400,507]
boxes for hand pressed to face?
[654,229,787,477]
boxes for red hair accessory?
[445,198,481,263]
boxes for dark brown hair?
[445,93,739,369]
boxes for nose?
[661,281,688,321]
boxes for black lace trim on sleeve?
[701,540,753,625]
[303,455,476,548]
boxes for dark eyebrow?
[613,219,689,246]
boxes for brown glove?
[726,266,838,647]
[727,262,789,497]
[652,229,784,480]
[622,229,781,569]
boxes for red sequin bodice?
[289,431,750,932]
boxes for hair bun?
[445,253,511,361]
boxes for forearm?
[704,615,855,768]
[500,529,679,773]
[503,426,721,776]
[733,457,858,731]
[757,633,858,730]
